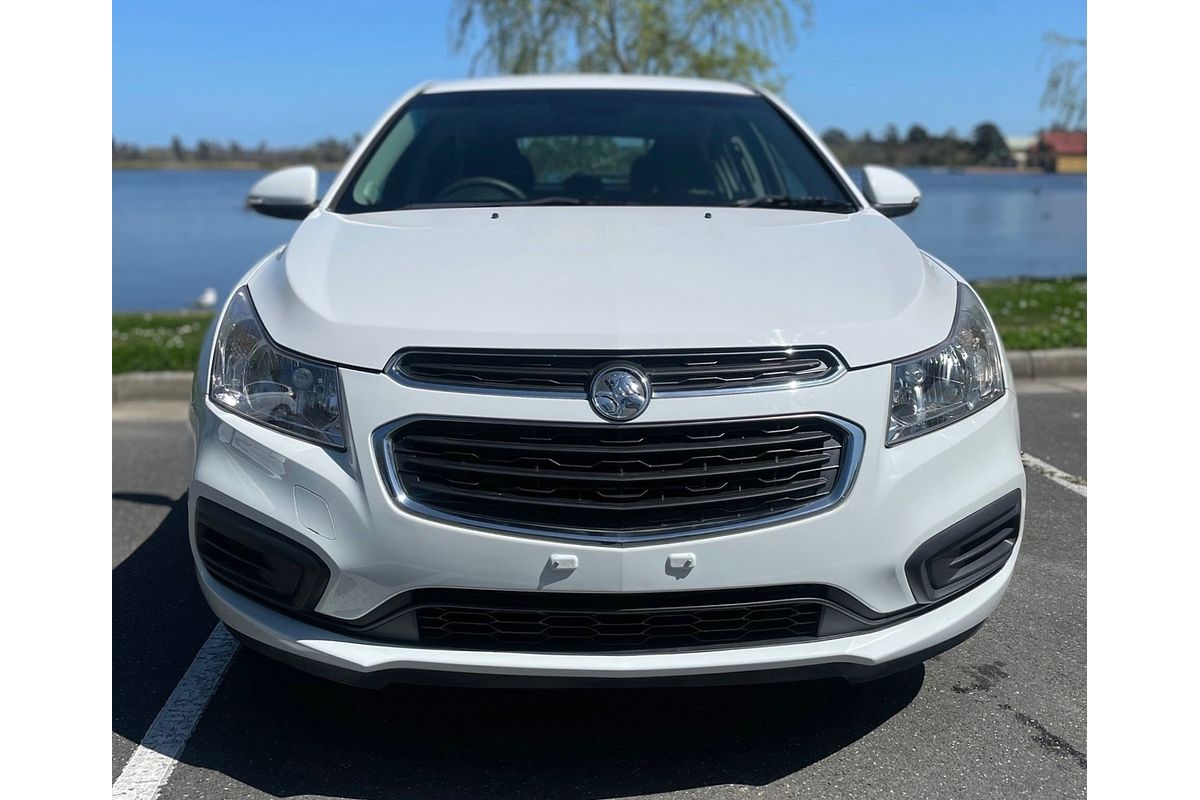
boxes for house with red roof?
[1032,130,1087,173]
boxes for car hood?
[248,206,957,370]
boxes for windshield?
[332,90,857,213]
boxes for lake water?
[112,168,1086,310]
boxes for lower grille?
[382,414,860,542]
[416,598,823,652]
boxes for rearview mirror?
[861,165,920,218]
[247,166,319,220]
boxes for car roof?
[421,74,758,96]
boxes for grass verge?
[973,276,1086,350]
[113,311,213,374]
[112,277,1085,374]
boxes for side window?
[352,112,420,207]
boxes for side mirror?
[247,166,319,220]
[861,165,921,218]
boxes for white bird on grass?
[193,287,218,310]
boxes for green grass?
[112,278,1086,374]
[112,311,214,374]
[973,276,1087,350]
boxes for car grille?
[415,597,824,652]
[390,347,843,395]
[383,415,859,542]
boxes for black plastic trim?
[195,498,330,614]
[246,200,317,220]
[905,489,1022,604]
[872,199,920,218]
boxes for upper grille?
[383,415,860,542]
[390,347,843,396]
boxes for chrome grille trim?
[387,347,846,398]
[374,414,864,544]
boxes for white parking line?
[1022,452,1087,498]
[112,624,239,800]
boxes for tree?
[821,128,849,148]
[881,124,900,165]
[1040,32,1086,129]
[971,122,1009,165]
[170,135,186,162]
[452,0,814,88]
[113,138,142,160]
[905,124,928,145]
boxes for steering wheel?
[435,176,527,202]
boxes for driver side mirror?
[861,165,921,218]
[247,166,319,220]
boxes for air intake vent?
[195,499,329,612]
[390,347,843,396]
[418,601,824,652]
[906,490,1022,603]
[382,414,861,543]
[409,588,826,653]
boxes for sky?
[112,0,1086,147]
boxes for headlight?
[209,287,345,448]
[887,283,1005,445]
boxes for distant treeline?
[111,135,362,169]
[821,122,1015,168]
[112,121,1022,170]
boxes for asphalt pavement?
[112,380,1087,799]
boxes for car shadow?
[113,495,218,751]
[114,497,925,798]
[113,491,178,507]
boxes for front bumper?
[189,361,1024,682]
[200,555,1013,686]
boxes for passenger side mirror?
[861,165,920,218]
[247,166,319,220]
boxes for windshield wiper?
[399,197,594,210]
[512,196,590,206]
[734,195,857,212]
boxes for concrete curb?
[113,371,194,403]
[112,348,1086,403]
[1005,348,1086,380]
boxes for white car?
[243,381,296,417]
[190,75,1024,687]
